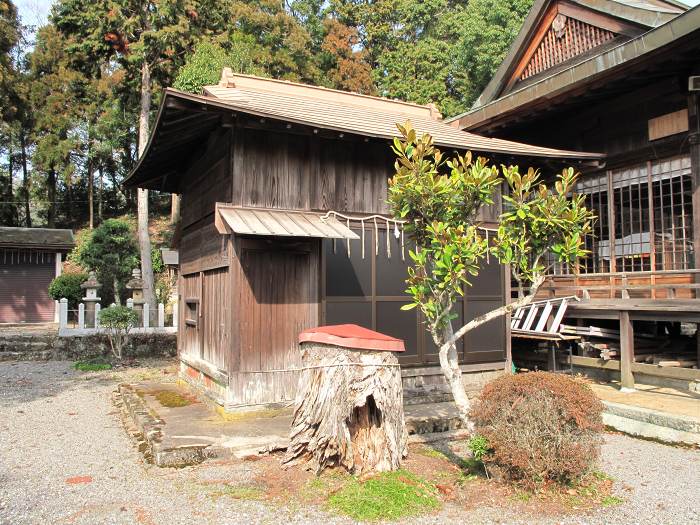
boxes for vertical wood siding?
[180,128,232,275]
[231,128,394,215]
[228,240,319,406]
[179,267,231,370]
[201,267,231,370]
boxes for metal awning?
[215,204,360,240]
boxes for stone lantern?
[126,268,145,314]
[80,271,101,328]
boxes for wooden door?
[238,242,318,375]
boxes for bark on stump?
[284,342,407,475]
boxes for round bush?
[470,372,603,488]
[48,272,88,309]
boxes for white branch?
[440,274,545,353]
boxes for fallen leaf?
[65,476,93,485]
[436,484,454,497]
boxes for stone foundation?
[0,332,177,361]
[179,355,507,412]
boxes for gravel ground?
[1,360,699,525]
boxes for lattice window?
[520,16,615,82]
[612,165,651,272]
[575,174,609,273]
[557,155,693,275]
[651,156,693,270]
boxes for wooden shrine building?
[448,0,700,388]
[126,70,599,410]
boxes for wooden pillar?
[606,170,616,294]
[689,92,700,278]
[619,310,635,391]
[688,91,700,363]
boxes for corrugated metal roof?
[0,227,74,250]
[215,205,361,240]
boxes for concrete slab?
[590,381,700,419]
[116,381,469,467]
[590,380,700,446]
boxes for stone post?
[80,272,101,328]
[126,268,145,325]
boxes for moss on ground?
[326,470,440,521]
[74,359,112,372]
[153,390,191,408]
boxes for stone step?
[603,401,700,446]
[404,401,464,435]
[403,390,454,405]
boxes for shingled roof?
[0,227,74,250]
[125,71,603,190]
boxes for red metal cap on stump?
[298,324,405,352]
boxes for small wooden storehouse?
[0,227,74,323]
[448,0,700,387]
[126,71,599,410]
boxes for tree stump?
[284,325,407,475]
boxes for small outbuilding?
[125,70,601,411]
[0,227,74,323]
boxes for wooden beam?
[561,354,700,381]
[619,310,635,390]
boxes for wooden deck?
[567,298,700,322]
[515,270,700,390]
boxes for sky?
[16,0,52,28]
[13,0,700,30]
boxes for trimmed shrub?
[470,372,603,489]
[76,219,139,305]
[48,272,88,309]
[99,305,139,360]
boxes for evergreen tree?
[0,0,21,225]
[453,0,534,105]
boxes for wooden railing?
[518,269,700,301]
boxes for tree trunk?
[435,321,474,432]
[87,155,94,229]
[47,168,56,228]
[97,166,103,222]
[285,343,407,475]
[137,60,156,308]
[20,130,30,227]
[114,275,121,306]
[5,141,15,226]
[434,274,546,430]
[66,173,74,227]
[170,194,180,224]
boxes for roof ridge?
[207,68,443,120]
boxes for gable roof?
[448,3,699,132]
[0,227,74,250]
[453,0,687,114]
[125,71,603,190]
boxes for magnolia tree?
[388,122,594,428]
